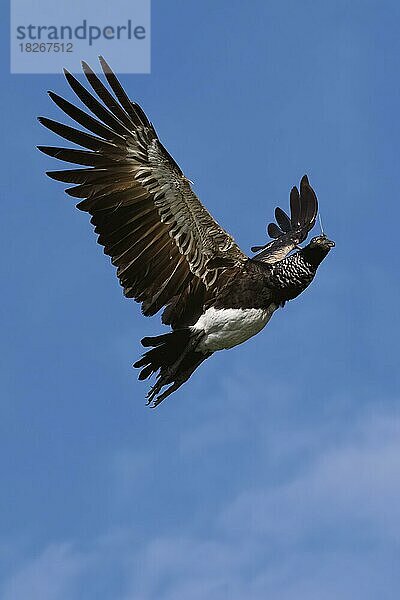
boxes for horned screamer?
[38,57,334,407]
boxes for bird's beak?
[327,239,335,248]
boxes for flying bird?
[38,57,334,407]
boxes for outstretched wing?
[251,175,318,263]
[38,57,247,327]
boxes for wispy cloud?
[3,403,399,600]
[2,543,90,600]
[221,411,400,543]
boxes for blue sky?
[1,1,400,598]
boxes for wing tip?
[98,55,112,74]
[300,173,309,186]
[81,60,91,72]
[37,144,49,155]
[259,174,319,260]
[37,116,52,130]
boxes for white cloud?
[118,409,400,599]
[3,404,400,600]
[221,411,400,543]
[1,543,90,600]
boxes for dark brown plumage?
[38,57,334,406]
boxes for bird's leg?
[148,345,212,408]
[151,379,186,408]
[161,330,204,383]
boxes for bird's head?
[308,235,335,250]
[301,234,335,267]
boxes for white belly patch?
[192,305,278,352]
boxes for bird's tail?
[133,329,211,407]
